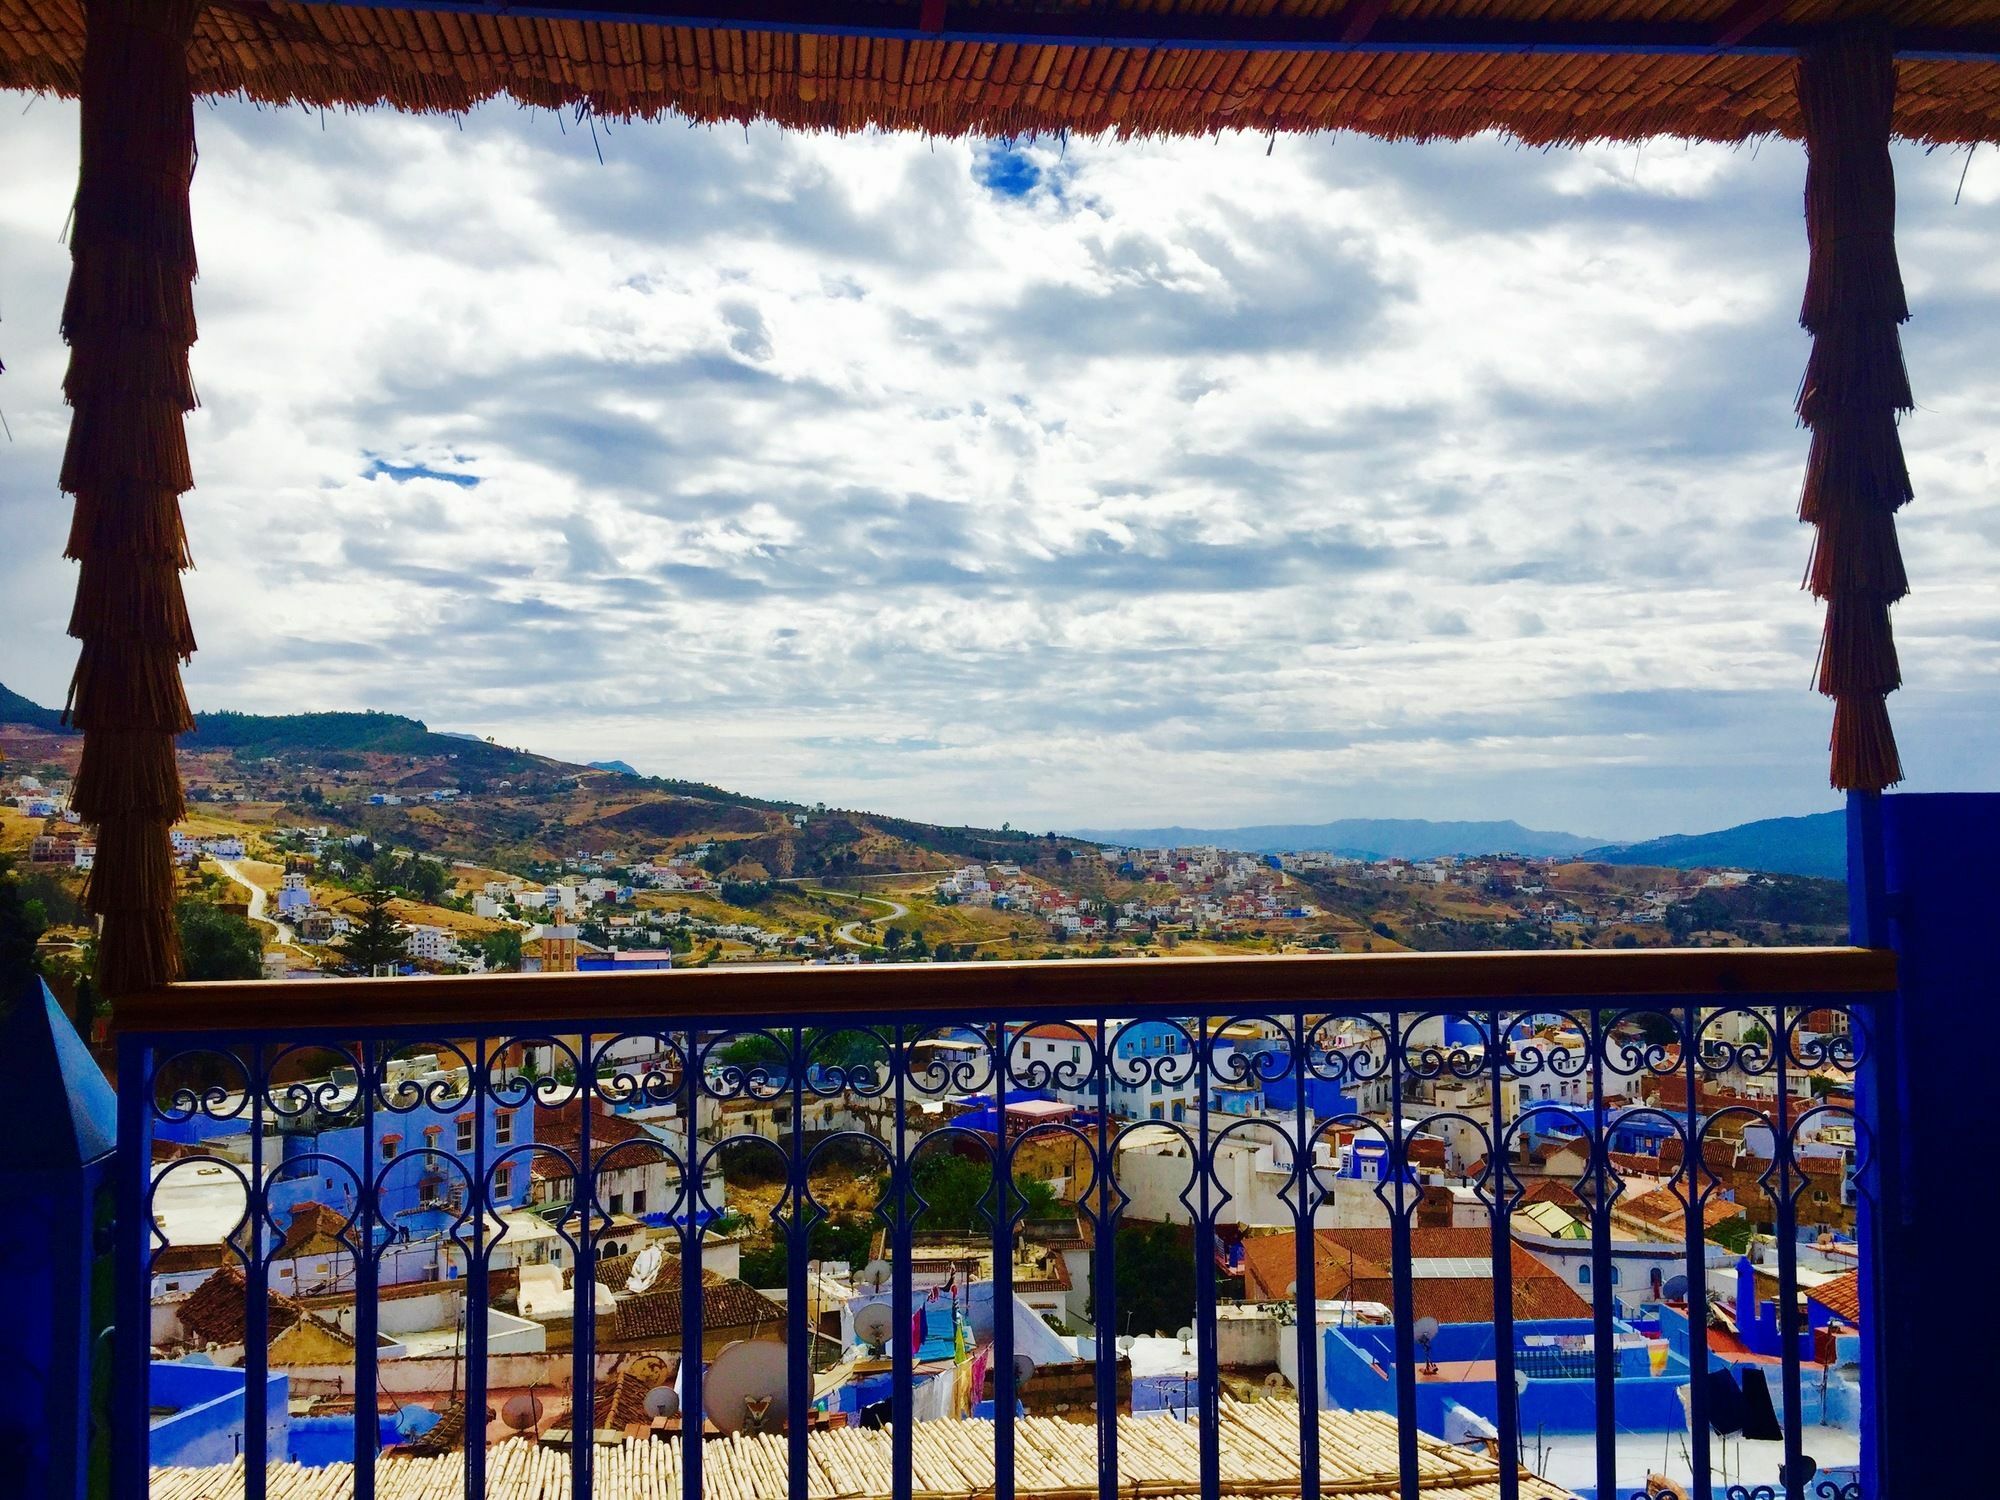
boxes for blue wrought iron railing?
[112,948,1891,1500]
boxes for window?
[1578,1265,1591,1285]
[611,1193,626,1215]
[633,1189,647,1214]
[1070,1045,1081,1065]
[456,1117,474,1154]
[494,1165,514,1200]
[1150,1103,1165,1120]
[380,1140,395,1162]
[1172,1102,1185,1123]
[495,1111,514,1145]
[1609,1266,1620,1285]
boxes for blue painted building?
[149,1362,289,1467]
[1321,1318,1689,1437]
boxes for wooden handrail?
[114,946,1895,1035]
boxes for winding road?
[808,888,910,946]
[213,856,304,951]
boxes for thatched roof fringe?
[1797,26,1912,792]
[59,0,203,996]
[8,3,2000,145]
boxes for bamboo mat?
[150,1400,1575,1500]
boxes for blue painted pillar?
[1850,791,1998,1496]
[0,976,119,1500]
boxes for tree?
[406,857,448,903]
[884,925,906,956]
[1110,1222,1197,1336]
[337,885,409,974]
[478,928,524,972]
[175,899,264,981]
[908,1152,1056,1233]
[0,854,45,983]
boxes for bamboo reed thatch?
[6,2,2000,146]
[1797,25,1912,791]
[147,1399,1576,1500]
[59,0,203,996]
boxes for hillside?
[1067,817,1603,861]
[0,682,66,732]
[1585,812,1846,882]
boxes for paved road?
[213,856,300,949]
[808,889,910,946]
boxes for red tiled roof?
[1808,1270,1862,1326]
[610,1281,786,1343]
[174,1262,352,1350]
[277,1201,355,1260]
[531,1100,669,1182]
[1240,1228,1590,1323]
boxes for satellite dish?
[859,1260,892,1293]
[855,1303,895,1356]
[643,1386,681,1421]
[1662,1274,1689,1302]
[1263,1371,1286,1396]
[704,1340,790,1435]
[1176,1325,1195,1354]
[1013,1352,1035,1388]
[1514,1368,1531,1397]
[179,1351,215,1368]
[1116,1335,1136,1354]
[626,1243,665,1294]
[502,1392,543,1433]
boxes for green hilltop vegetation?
[0,682,66,732]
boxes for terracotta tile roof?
[151,1243,229,1276]
[173,1262,352,1351]
[1808,1270,1862,1326]
[610,1280,786,1344]
[531,1100,669,1182]
[1517,1180,1583,1209]
[1240,1227,1590,1323]
[277,1201,355,1260]
[1608,1151,1669,1178]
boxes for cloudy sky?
[2,95,1996,841]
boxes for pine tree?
[337,884,409,975]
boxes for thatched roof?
[5,1,2000,145]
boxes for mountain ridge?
[1,682,1847,879]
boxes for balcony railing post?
[786,1026,808,1499]
[1194,1018,1220,1500]
[354,1039,380,1500]
[1292,1009,1321,1500]
[465,1037,490,1500]
[1485,1009,1519,1500]
[1093,1020,1119,1500]
[1681,998,1714,1499]
[991,1018,1017,1497]
[1387,1011,1419,1500]
[1587,1007,1615,1500]
[244,1043,269,1500]
[113,1034,150,1500]
[679,1028,705,1500]
[890,1026,914,1500]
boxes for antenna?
[643,1386,681,1421]
[704,1340,790,1435]
[501,1391,543,1434]
[626,1243,665,1294]
[855,1303,895,1357]
[1413,1315,1441,1375]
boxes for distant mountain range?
[1,681,1847,880]
[1583,813,1846,882]
[1069,810,1848,880]
[1068,818,1601,862]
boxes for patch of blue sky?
[363,455,480,488]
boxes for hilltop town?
[3,697,1846,989]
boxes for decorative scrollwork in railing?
[118,978,1875,1499]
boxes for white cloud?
[2,97,1996,841]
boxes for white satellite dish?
[859,1259,892,1293]
[501,1392,543,1433]
[626,1243,665,1294]
[1116,1335,1136,1354]
[643,1386,681,1421]
[1263,1372,1286,1396]
[1413,1315,1441,1374]
[1176,1325,1195,1354]
[704,1340,790,1435]
[855,1303,895,1356]
[1013,1352,1036,1388]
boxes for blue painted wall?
[149,1362,289,1467]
